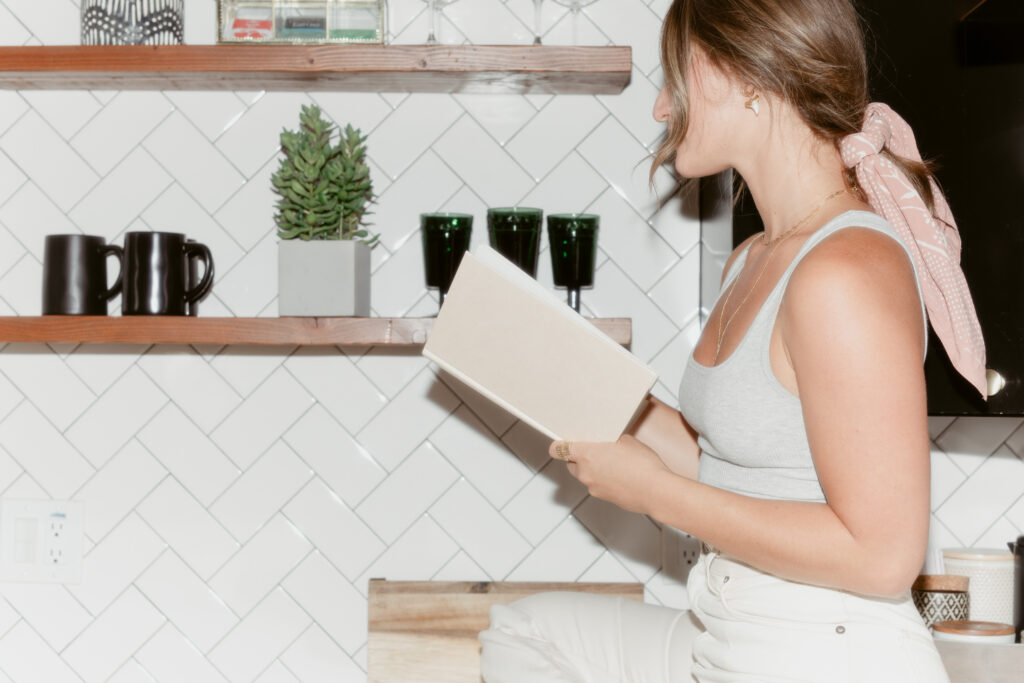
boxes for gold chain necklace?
[713,187,848,363]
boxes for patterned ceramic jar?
[912,574,970,627]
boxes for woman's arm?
[628,396,700,479]
[562,229,929,598]
[657,230,928,596]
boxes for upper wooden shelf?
[0,45,632,94]
[0,316,632,348]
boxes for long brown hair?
[652,0,936,210]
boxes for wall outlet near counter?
[661,525,701,583]
[0,500,83,584]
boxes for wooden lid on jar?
[912,574,969,592]
[932,620,1015,637]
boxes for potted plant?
[272,103,378,316]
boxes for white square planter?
[278,240,371,316]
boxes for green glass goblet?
[547,213,599,312]
[486,207,543,278]
[421,212,473,309]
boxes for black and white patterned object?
[81,0,184,45]
[912,589,970,627]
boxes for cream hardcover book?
[422,245,657,443]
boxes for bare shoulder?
[778,224,933,430]
[786,226,917,310]
[781,226,922,353]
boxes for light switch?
[13,517,36,564]
[0,500,83,583]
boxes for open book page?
[422,245,657,442]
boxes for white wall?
[0,1,1019,681]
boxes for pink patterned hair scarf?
[840,102,987,399]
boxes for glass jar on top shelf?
[217,0,386,44]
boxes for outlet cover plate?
[661,525,701,583]
[0,499,84,584]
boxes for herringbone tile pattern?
[0,1,1020,681]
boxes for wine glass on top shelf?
[551,0,599,45]
[422,0,461,44]
[532,0,544,44]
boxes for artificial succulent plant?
[271,104,378,245]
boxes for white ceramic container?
[943,547,1015,625]
[278,240,371,316]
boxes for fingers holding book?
[549,435,673,517]
[550,441,576,463]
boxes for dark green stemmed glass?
[486,207,543,277]
[547,213,599,312]
[421,212,473,309]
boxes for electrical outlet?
[661,526,701,583]
[46,513,71,566]
[0,500,83,583]
[49,516,66,537]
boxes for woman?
[478,0,987,681]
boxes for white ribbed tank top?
[678,211,926,502]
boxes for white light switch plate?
[0,500,84,584]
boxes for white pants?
[478,552,950,682]
[688,551,949,682]
[479,590,701,682]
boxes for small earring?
[745,92,760,116]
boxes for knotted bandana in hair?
[840,102,987,398]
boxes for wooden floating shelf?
[0,45,632,94]
[0,316,632,348]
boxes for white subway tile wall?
[0,1,1020,681]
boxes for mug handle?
[183,242,214,304]
[101,244,124,301]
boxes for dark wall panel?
[733,0,1024,415]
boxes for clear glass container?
[220,0,274,42]
[218,0,386,44]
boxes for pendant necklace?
[713,187,848,364]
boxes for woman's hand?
[549,435,673,516]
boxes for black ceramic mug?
[184,238,209,317]
[42,234,124,315]
[122,231,213,316]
